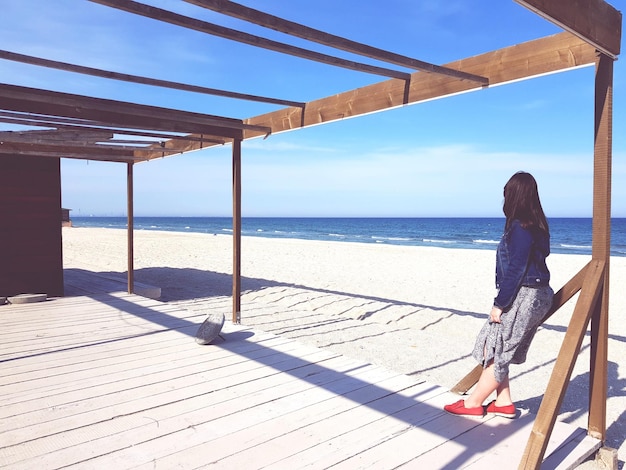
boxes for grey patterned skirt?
[472,285,554,383]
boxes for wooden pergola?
[0,1,620,468]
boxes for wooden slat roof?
[0,0,621,164]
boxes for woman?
[444,171,554,418]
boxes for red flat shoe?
[486,400,516,418]
[443,399,484,418]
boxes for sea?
[69,217,626,258]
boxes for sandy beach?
[62,227,626,466]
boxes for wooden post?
[232,138,242,323]
[127,161,134,294]
[518,51,615,469]
[588,52,613,440]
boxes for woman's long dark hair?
[503,171,549,234]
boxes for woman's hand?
[490,306,503,323]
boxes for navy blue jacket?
[494,219,551,310]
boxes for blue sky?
[1,0,625,217]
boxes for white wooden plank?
[1,335,327,417]
[400,412,598,469]
[2,300,196,335]
[2,294,231,361]
[339,410,521,469]
[0,333,191,377]
[0,342,334,441]
[0,333,298,398]
[55,368,415,469]
[1,309,200,357]
[184,377,446,469]
[3,356,390,468]
[263,389,463,469]
[1,296,189,336]
[540,425,601,469]
[0,335,297,416]
[0,348,346,463]
[142,380,447,470]
[1,320,258,372]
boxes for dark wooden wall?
[0,155,64,297]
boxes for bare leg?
[463,363,511,408]
[463,363,498,408]
[495,374,512,406]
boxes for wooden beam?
[515,0,621,58]
[133,136,229,162]
[185,0,488,85]
[0,135,183,154]
[242,32,597,138]
[542,261,591,321]
[89,0,411,81]
[0,129,114,143]
[0,83,260,138]
[450,365,483,396]
[110,139,177,145]
[0,150,135,163]
[0,112,226,146]
[0,141,136,159]
[0,49,305,109]
[0,110,110,129]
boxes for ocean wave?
[473,239,499,245]
[560,243,592,250]
[423,238,455,244]
[328,233,346,238]
[371,236,412,241]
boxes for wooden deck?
[0,287,600,469]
